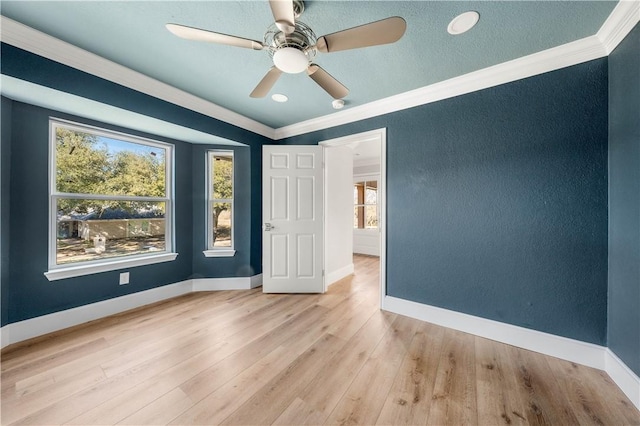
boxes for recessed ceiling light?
[447,11,480,35]
[271,94,288,103]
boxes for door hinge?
[322,269,325,277]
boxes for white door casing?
[262,145,324,293]
[319,128,387,308]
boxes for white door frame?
[319,128,387,309]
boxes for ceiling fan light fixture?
[273,47,309,73]
[447,11,480,35]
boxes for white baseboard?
[383,295,640,411]
[1,279,193,349]
[192,274,263,291]
[326,263,354,287]
[1,274,264,350]
[606,348,640,410]
[250,273,263,289]
[353,246,380,256]
[383,296,606,369]
[2,280,637,411]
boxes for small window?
[48,119,174,278]
[354,180,378,229]
[206,151,234,254]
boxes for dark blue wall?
[2,99,260,324]
[1,43,266,279]
[6,101,195,323]
[250,144,263,277]
[281,59,609,345]
[608,23,640,376]
[1,97,12,327]
[1,43,269,324]
[191,144,256,278]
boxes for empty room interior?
[1,1,639,424]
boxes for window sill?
[203,249,236,258]
[44,252,179,281]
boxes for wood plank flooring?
[2,255,639,425]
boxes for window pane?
[56,127,166,197]
[354,206,365,229]
[365,205,378,228]
[56,199,166,265]
[365,181,377,205]
[213,202,232,247]
[213,155,233,199]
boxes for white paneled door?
[263,145,324,293]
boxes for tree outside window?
[51,120,172,267]
[208,151,234,249]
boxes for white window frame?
[45,118,177,281]
[353,175,380,231]
[203,150,235,257]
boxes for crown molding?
[2,1,638,142]
[0,16,275,140]
[274,1,639,139]
[274,34,607,139]
[597,0,640,54]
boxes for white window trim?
[205,150,235,256]
[46,118,176,281]
[45,253,179,281]
[202,249,236,257]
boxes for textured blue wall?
[1,43,266,278]
[0,43,269,324]
[1,97,12,327]
[6,101,194,323]
[191,144,256,278]
[2,99,260,324]
[608,23,640,376]
[281,59,609,345]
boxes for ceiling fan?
[166,0,406,100]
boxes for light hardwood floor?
[2,255,639,425]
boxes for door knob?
[264,223,274,231]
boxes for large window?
[354,180,378,229]
[47,119,174,279]
[205,150,235,256]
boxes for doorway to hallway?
[320,128,386,308]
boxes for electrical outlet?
[119,272,130,285]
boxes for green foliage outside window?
[56,128,166,216]
[211,154,233,246]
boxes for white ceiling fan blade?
[166,23,264,50]
[250,67,283,98]
[269,0,296,34]
[307,64,349,99]
[316,16,406,53]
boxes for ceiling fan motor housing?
[292,0,305,18]
[265,21,317,73]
